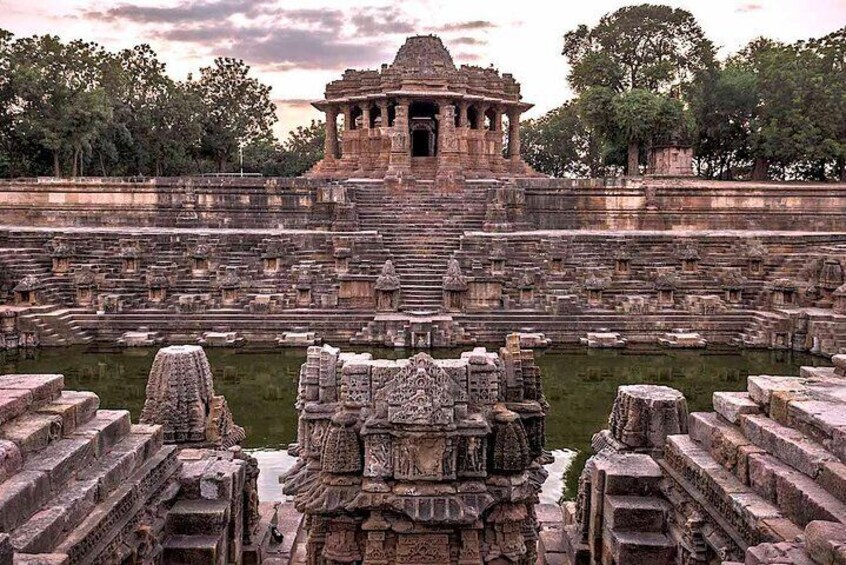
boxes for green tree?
[688,64,758,179]
[191,58,277,173]
[7,35,112,176]
[520,102,604,177]
[563,4,714,174]
[278,120,325,176]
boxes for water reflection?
[0,345,823,501]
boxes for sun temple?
[1,33,846,565]
[308,35,538,183]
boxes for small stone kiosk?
[307,35,539,186]
[283,334,549,564]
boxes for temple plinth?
[307,35,540,183]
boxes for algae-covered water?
[0,345,825,501]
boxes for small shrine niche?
[726,288,742,303]
[678,244,700,273]
[262,241,284,274]
[746,242,766,276]
[190,243,211,275]
[334,247,351,274]
[490,243,507,276]
[721,270,746,305]
[147,269,169,304]
[218,268,241,306]
[749,258,763,275]
[442,257,468,312]
[122,257,138,274]
[550,257,563,273]
[613,246,632,276]
[584,275,607,308]
[13,275,41,306]
[296,270,314,307]
[770,279,797,306]
[518,272,535,304]
[52,256,70,274]
[654,273,678,308]
[74,268,96,307]
[148,285,166,303]
[50,239,72,274]
[374,260,400,312]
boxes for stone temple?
[1,34,846,565]
[308,35,538,184]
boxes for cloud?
[274,98,318,109]
[438,20,497,32]
[736,2,764,12]
[453,51,484,62]
[450,36,487,46]
[93,0,273,23]
[351,8,417,35]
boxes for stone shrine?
[307,35,539,184]
[283,333,549,564]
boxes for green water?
[0,345,825,500]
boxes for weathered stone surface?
[283,340,547,564]
[608,385,688,451]
[805,520,846,565]
[714,391,761,424]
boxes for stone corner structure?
[540,358,846,565]
[282,333,549,564]
[0,349,273,564]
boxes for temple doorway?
[409,101,438,157]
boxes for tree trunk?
[751,157,769,181]
[99,152,106,177]
[627,141,639,176]
[53,152,61,177]
[72,147,80,178]
[838,158,846,182]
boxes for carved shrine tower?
[308,35,540,184]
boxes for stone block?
[805,520,846,565]
[163,534,226,565]
[819,461,846,503]
[35,391,99,433]
[603,530,674,565]
[0,534,10,565]
[0,389,33,426]
[0,439,22,481]
[593,453,663,496]
[167,499,231,536]
[70,410,131,457]
[747,376,806,407]
[0,413,63,455]
[713,391,761,424]
[0,375,64,407]
[10,505,68,553]
[740,414,837,478]
[23,437,95,492]
[0,470,50,531]
[12,554,70,565]
[603,495,667,533]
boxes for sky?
[2,0,845,139]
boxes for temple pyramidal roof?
[314,35,532,111]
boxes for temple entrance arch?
[409,101,439,157]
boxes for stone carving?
[307,35,540,180]
[283,336,548,564]
[139,344,245,447]
[375,259,400,312]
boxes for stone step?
[166,499,231,536]
[9,425,163,553]
[603,495,669,534]
[0,375,65,426]
[740,413,840,478]
[55,445,179,563]
[603,530,674,564]
[662,434,796,545]
[162,534,226,564]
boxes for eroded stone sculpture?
[139,344,245,447]
[283,334,548,564]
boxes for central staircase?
[351,179,488,312]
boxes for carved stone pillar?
[362,105,371,130]
[458,101,470,128]
[507,108,521,159]
[324,107,339,160]
[436,103,463,190]
[378,100,389,127]
[342,104,353,131]
[386,99,411,182]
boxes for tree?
[7,35,112,176]
[563,4,714,174]
[191,58,277,173]
[689,65,758,179]
[278,120,325,176]
[520,103,604,177]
